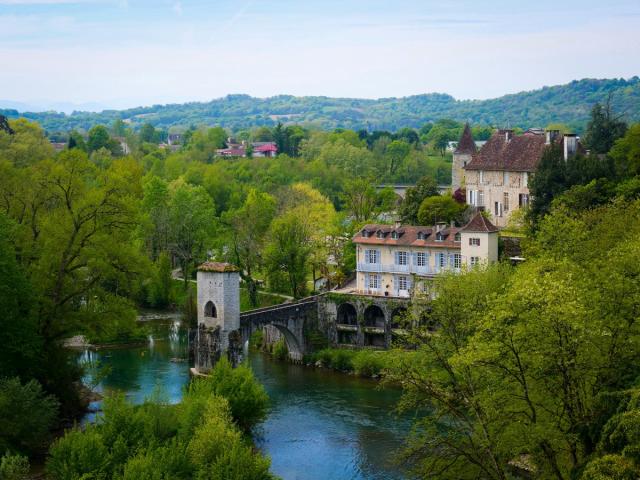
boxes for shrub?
[188,358,269,431]
[331,350,355,372]
[249,329,264,350]
[207,442,272,480]
[272,339,289,361]
[581,454,637,480]
[47,428,111,480]
[0,377,59,455]
[352,351,385,377]
[0,453,29,480]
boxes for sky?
[1,0,639,112]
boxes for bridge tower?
[193,262,241,374]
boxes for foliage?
[0,378,59,455]
[272,339,289,362]
[584,98,628,154]
[398,176,440,223]
[310,348,396,377]
[417,195,466,225]
[47,367,273,480]
[0,453,29,480]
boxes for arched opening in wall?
[364,305,385,328]
[364,305,386,348]
[337,303,357,326]
[337,330,357,345]
[273,324,303,362]
[204,301,217,318]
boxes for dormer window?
[436,232,444,242]
[391,231,398,239]
[376,231,385,239]
[417,232,425,240]
[454,232,461,242]
[362,229,369,238]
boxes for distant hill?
[2,77,639,134]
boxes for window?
[417,231,425,240]
[495,201,503,217]
[469,238,480,246]
[478,190,484,207]
[503,192,510,211]
[376,231,385,239]
[367,274,380,290]
[503,171,510,185]
[479,170,484,184]
[397,276,408,291]
[436,232,444,242]
[391,231,398,239]
[416,252,427,267]
[361,229,369,238]
[453,254,461,269]
[437,253,447,268]
[454,232,461,242]
[468,190,476,206]
[519,193,530,208]
[396,251,408,265]
[366,249,379,264]
[523,172,529,187]
[470,256,480,266]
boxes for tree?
[67,130,87,152]
[584,98,627,154]
[264,212,311,298]
[341,178,379,222]
[225,190,276,307]
[384,140,410,176]
[398,176,440,223]
[417,195,465,225]
[168,180,217,287]
[609,123,640,178]
[528,144,567,221]
[87,125,112,153]
[138,123,157,144]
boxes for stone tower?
[452,123,476,192]
[193,262,241,374]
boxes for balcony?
[357,262,382,273]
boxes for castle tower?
[452,123,476,192]
[194,262,240,374]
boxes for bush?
[188,358,269,431]
[47,428,111,480]
[249,329,264,350]
[272,339,289,361]
[0,377,59,455]
[0,453,29,480]
[332,350,355,372]
[352,351,385,377]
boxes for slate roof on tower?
[455,123,477,155]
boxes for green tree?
[139,123,157,144]
[584,98,627,154]
[609,123,640,178]
[225,189,276,307]
[87,125,112,153]
[417,195,465,225]
[398,176,440,223]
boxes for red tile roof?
[353,224,462,248]
[465,129,547,172]
[254,143,277,152]
[460,212,499,233]
[455,123,476,155]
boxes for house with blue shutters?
[352,212,499,298]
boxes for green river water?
[79,315,413,480]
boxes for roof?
[464,129,547,172]
[353,224,463,248]
[197,262,239,273]
[455,123,476,155]
[254,143,277,152]
[460,212,499,233]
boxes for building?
[352,212,498,298]
[451,123,477,191]
[455,128,582,228]
[216,139,278,158]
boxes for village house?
[452,126,582,228]
[352,212,498,298]
[216,139,278,158]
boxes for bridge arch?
[364,305,385,328]
[337,303,357,326]
[271,324,304,362]
[390,307,408,330]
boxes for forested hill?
[2,77,639,133]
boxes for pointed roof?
[460,212,499,233]
[455,123,476,155]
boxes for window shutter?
[364,249,370,264]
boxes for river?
[78,316,413,480]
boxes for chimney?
[563,134,577,160]
[545,129,560,145]
[504,129,513,142]
[394,220,402,229]
[436,222,447,232]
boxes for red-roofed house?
[216,141,278,158]
[352,213,498,297]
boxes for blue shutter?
[394,251,399,265]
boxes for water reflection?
[78,316,411,479]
